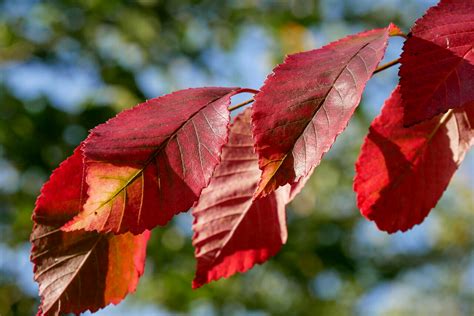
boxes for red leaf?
[63,87,241,234]
[252,24,398,198]
[31,147,150,315]
[354,86,474,233]
[400,0,474,126]
[192,109,289,288]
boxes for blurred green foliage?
[0,0,473,315]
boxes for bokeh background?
[1,0,473,315]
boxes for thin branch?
[228,98,254,112]
[393,33,408,40]
[373,58,401,75]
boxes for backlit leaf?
[252,24,398,197]
[32,147,149,315]
[354,86,474,233]
[192,109,289,288]
[63,87,241,234]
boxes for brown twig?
[373,58,401,75]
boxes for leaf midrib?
[43,235,103,314]
[258,37,380,195]
[90,94,229,218]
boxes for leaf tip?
[387,23,403,37]
[191,280,203,290]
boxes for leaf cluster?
[30,1,474,314]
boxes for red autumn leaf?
[252,24,399,198]
[354,86,474,233]
[63,87,242,234]
[192,109,290,288]
[31,146,150,316]
[400,0,474,126]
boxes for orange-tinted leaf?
[64,87,240,234]
[252,25,397,198]
[400,0,474,125]
[192,109,289,288]
[354,86,474,233]
[31,147,149,315]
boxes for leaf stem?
[394,33,408,39]
[396,33,408,39]
[408,109,453,167]
[228,98,254,112]
[373,58,400,75]
[427,109,453,140]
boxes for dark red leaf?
[400,0,474,125]
[32,147,150,315]
[63,87,241,234]
[252,24,399,198]
[192,109,289,288]
[354,86,474,233]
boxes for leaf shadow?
[365,114,457,232]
